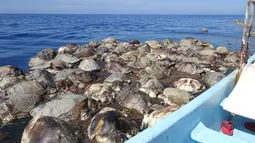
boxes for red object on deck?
[221,121,234,136]
[244,122,255,132]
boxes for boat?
[126,1,255,142]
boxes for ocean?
[0,14,252,70]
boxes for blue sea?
[0,14,253,70]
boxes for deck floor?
[227,115,255,143]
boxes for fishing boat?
[126,0,255,143]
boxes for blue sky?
[0,0,246,15]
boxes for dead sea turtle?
[84,83,113,103]
[21,116,90,143]
[55,53,80,68]
[175,62,205,75]
[58,46,74,54]
[116,86,150,114]
[224,52,240,66]
[7,81,46,112]
[158,88,192,106]
[173,78,205,93]
[100,37,120,44]
[78,58,101,72]
[139,76,164,98]
[0,65,24,78]
[29,93,86,120]
[105,61,131,74]
[216,46,229,55]
[75,47,94,58]
[87,107,139,143]
[0,75,20,91]
[0,96,16,123]
[104,73,130,91]
[102,52,119,64]
[145,40,162,49]
[31,59,66,74]
[202,72,226,87]
[142,105,180,129]
[27,69,56,89]
[37,48,57,61]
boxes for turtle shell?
[88,107,139,143]
[173,78,205,93]
[21,116,89,143]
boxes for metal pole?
[235,0,251,84]
[245,2,255,64]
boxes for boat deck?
[230,115,255,143]
[191,115,255,143]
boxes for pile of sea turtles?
[0,37,240,143]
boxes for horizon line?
[0,13,245,16]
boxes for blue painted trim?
[126,54,255,143]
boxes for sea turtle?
[7,81,46,112]
[173,78,205,94]
[202,72,226,87]
[87,107,139,143]
[55,53,80,68]
[129,39,140,45]
[175,62,205,75]
[179,37,199,47]
[0,75,20,90]
[104,73,131,91]
[204,65,228,74]
[139,63,171,79]
[84,83,113,103]
[142,105,180,129]
[29,93,86,121]
[158,88,192,106]
[137,54,152,68]
[88,40,99,48]
[21,116,90,143]
[67,71,96,93]
[216,46,229,55]
[66,43,80,50]
[139,76,164,98]
[105,61,131,74]
[58,46,74,54]
[75,47,94,58]
[0,65,24,78]
[145,40,162,49]
[36,48,57,61]
[201,28,208,33]
[224,52,240,66]
[27,69,56,89]
[102,52,119,64]
[31,59,66,74]
[198,48,218,61]
[78,58,101,72]
[28,57,46,68]
[68,70,95,84]
[137,44,150,54]
[0,96,15,123]
[113,44,129,55]
[116,86,150,114]
[119,51,138,66]
[100,37,120,44]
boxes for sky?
[0,0,247,15]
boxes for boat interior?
[191,62,255,143]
